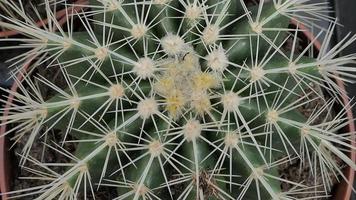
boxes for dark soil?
[276,25,344,199]
[0,1,116,199]
[278,88,343,199]
[9,48,118,200]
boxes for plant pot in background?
[0,2,86,199]
[0,63,30,200]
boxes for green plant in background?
[0,0,356,199]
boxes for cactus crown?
[0,0,356,199]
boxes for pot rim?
[0,60,31,200]
[291,19,356,200]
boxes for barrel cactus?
[1,0,356,199]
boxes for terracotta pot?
[290,19,356,200]
[0,61,31,200]
[0,15,355,200]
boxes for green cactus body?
[1,0,356,199]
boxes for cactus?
[0,0,356,199]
